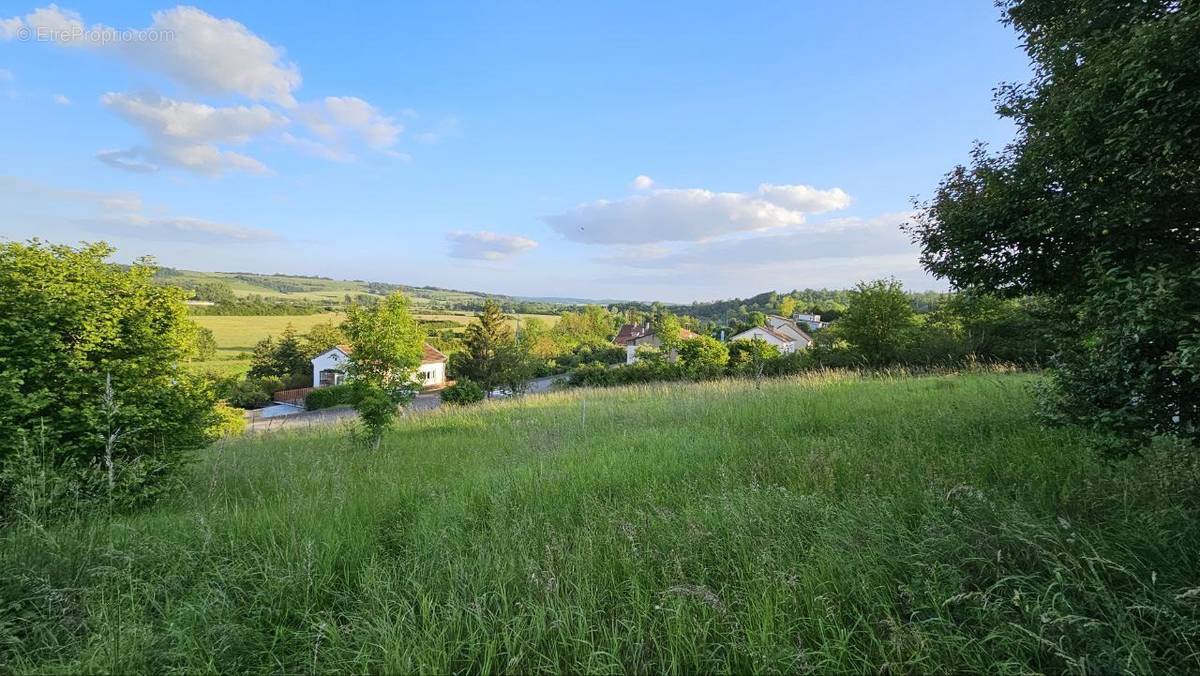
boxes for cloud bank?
[544,183,851,245]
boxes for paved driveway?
[245,376,563,434]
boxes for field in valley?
[2,372,1197,673]
[189,312,558,376]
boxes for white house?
[728,316,813,354]
[311,343,448,389]
[612,322,699,364]
[792,312,830,331]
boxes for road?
[245,375,563,434]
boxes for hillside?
[3,372,1196,673]
[154,267,595,311]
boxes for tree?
[555,305,618,348]
[907,0,1200,443]
[247,324,309,385]
[302,320,346,359]
[193,326,218,361]
[778,296,798,319]
[459,300,516,392]
[728,338,779,383]
[677,336,729,375]
[836,279,917,364]
[342,293,424,447]
[0,241,216,516]
[651,313,683,353]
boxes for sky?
[0,2,1030,303]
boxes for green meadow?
[2,372,1197,673]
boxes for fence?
[273,387,314,406]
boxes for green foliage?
[651,313,683,353]
[218,376,280,410]
[0,241,216,520]
[677,335,729,375]
[3,374,1195,673]
[352,381,399,450]
[909,0,1200,445]
[193,327,218,361]
[835,279,918,364]
[440,379,485,406]
[300,320,346,359]
[456,300,517,392]
[209,402,247,438]
[343,293,422,446]
[304,384,356,411]
[247,324,310,384]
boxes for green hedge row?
[305,384,356,410]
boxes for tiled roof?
[321,342,447,364]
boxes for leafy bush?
[305,384,356,410]
[441,379,485,405]
[0,241,217,521]
[221,377,280,410]
[209,402,247,437]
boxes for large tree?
[836,279,917,365]
[0,241,216,515]
[907,0,1199,442]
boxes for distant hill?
[153,267,594,314]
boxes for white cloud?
[4,5,301,105]
[756,183,850,213]
[600,211,916,268]
[545,183,851,245]
[447,230,538,261]
[53,93,71,105]
[6,6,421,171]
[631,175,654,190]
[0,175,277,243]
[98,91,283,175]
[84,213,280,243]
[288,96,403,159]
[0,17,22,39]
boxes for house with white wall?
[728,316,813,354]
[311,343,448,389]
[613,322,699,364]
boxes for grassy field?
[2,372,1198,673]
[189,312,559,376]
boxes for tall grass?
[2,372,1198,673]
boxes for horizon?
[1,2,1028,303]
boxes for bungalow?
[729,315,813,354]
[613,321,699,364]
[311,343,448,389]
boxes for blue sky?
[0,2,1029,302]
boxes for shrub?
[222,377,280,410]
[209,402,247,437]
[0,241,216,520]
[441,379,485,406]
[305,384,356,410]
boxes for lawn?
[2,372,1197,673]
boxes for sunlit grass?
[2,371,1197,673]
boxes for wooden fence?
[273,387,314,406]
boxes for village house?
[728,315,813,353]
[310,343,448,389]
[612,321,699,364]
[792,312,830,331]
